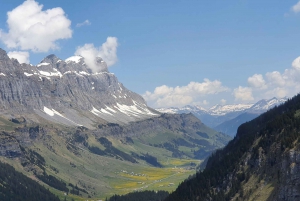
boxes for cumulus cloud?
[76,20,91,27]
[247,74,267,89]
[75,37,118,72]
[240,56,300,101]
[265,71,285,87]
[265,87,288,99]
[292,1,300,13]
[0,0,72,52]
[292,56,300,69]
[143,79,229,108]
[7,51,30,63]
[233,86,254,102]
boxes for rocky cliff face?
[0,49,159,128]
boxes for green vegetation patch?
[0,116,19,131]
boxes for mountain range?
[1,46,295,201]
[0,48,231,200]
[157,97,287,136]
[0,48,159,128]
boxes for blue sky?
[1,0,300,108]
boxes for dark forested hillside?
[0,161,60,201]
[165,94,300,201]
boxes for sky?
[0,0,300,109]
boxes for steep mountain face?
[165,94,300,201]
[157,97,287,136]
[0,49,159,128]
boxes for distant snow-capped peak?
[249,97,287,112]
[208,104,253,116]
[156,97,288,116]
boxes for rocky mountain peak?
[0,48,10,61]
[0,49,159,128]
[95,56,108,72]
[40,54,61,64]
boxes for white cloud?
[233,86,254,102]
[76,20,91,27]
[143,79,229,108]
[220,99,227,105]
[265,71,285,87]
[75,37,118,72]
[292,56,300,69]
[0,0,72,52]
[242,56,300,101]
[247,74,267,89]
[7,51,30,63]
[292,1,300,13]
[98,37,118,67]
[265,87,288,99]
[203,100,209,105]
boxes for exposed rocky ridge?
[0,49,159,128]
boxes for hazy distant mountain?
[157,97,288,136]
[213,112,259,136]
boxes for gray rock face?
[0,133,22,158]
[0,49,159,128]
[277,149,300,201]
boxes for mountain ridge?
[157,97,288,136]
[0,48,160,128]
[157,97,288,117]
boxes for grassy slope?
[0,125,200,200]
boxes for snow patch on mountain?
[24,72,33,77]
[65,56,83,63]
[209,104,253,116]
[43,106,83,126]
[37,62,50,67]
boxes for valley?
[0,1,299,201]
[0,47,235,200]
[0,107,229,200]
